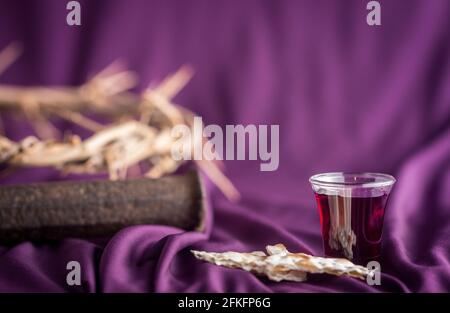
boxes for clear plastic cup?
[309,172,395,265]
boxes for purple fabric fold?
[0,0,449,292]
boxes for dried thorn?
[0,42,23,76]
[143,90,185,126]
[23,107,59,140]
[196,159,240,202]
[155,65,194,100]
[53,109,104,132]
[99,70,138,96]
[91,59,128,80]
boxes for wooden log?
[0,171,205,244]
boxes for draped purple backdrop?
[0,0,449,292]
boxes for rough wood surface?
[0,170,205,243]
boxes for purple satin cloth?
[0,0,449,292]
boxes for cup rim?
[309,172,396,188]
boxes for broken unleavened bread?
[191,244,374,282]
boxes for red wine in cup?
[314,191,389,265]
